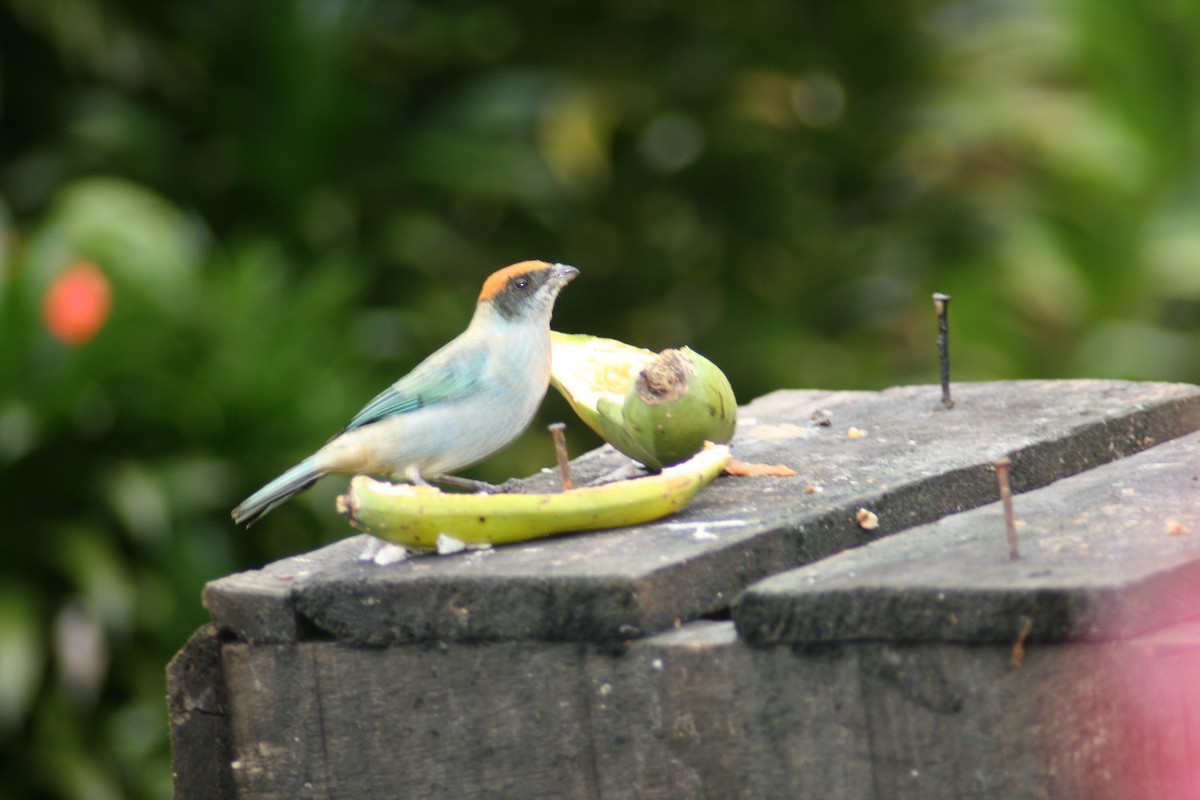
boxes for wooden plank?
[1062,618,1200,800]
[215,621,874,800]
[209,617,1200,799]
[204,381,1200,646]
[854,640,1062,800]
[735,432,1200,645]
[221,642,324,798]
[202,536,374,644]
[584,621,873,799]
[167,625,233,800]
[852,619,1200,800]
[221,641,598,799]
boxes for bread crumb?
[1165,519,1190,536]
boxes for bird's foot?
[433,475,527,494]
[585,462,647,486]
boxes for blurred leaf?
[52,599,108,710]
[0,587,44,738]
[34,177,205,307]
[57,526,136,640]
[1075,321,1199,381]
[102,461,171,545]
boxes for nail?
[995,457,1019,559]
[933,292,953,408]
[549,422,573,491]
[1011,615,1033,667]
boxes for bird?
[231,260,579,526]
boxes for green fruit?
[619,347,737,468]
[550,333,737,469]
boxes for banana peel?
[550,332,737,469]
[338,443,730,549]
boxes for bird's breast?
[316,335,552,479]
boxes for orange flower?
[43,261,112,345]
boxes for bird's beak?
[552,263,580,286]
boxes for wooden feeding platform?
[169,380,1200,799]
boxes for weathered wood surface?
[204,380,1200,646]
[735,430,1200,645]
[171,380,1200,800]
[168,626,233,800]
[186,618,1200,799]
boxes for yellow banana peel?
[338,443,730,549]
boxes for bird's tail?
[231,457,323,526]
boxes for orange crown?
[478,261,550,301]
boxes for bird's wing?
[343,342,486,432]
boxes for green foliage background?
[2,0,1199,796]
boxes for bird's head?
[476,261,579,326]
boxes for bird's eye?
[514,277,530,290]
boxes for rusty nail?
[1011,615,1033,667]
[995,457,1018,559]
[549,422,573,491]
